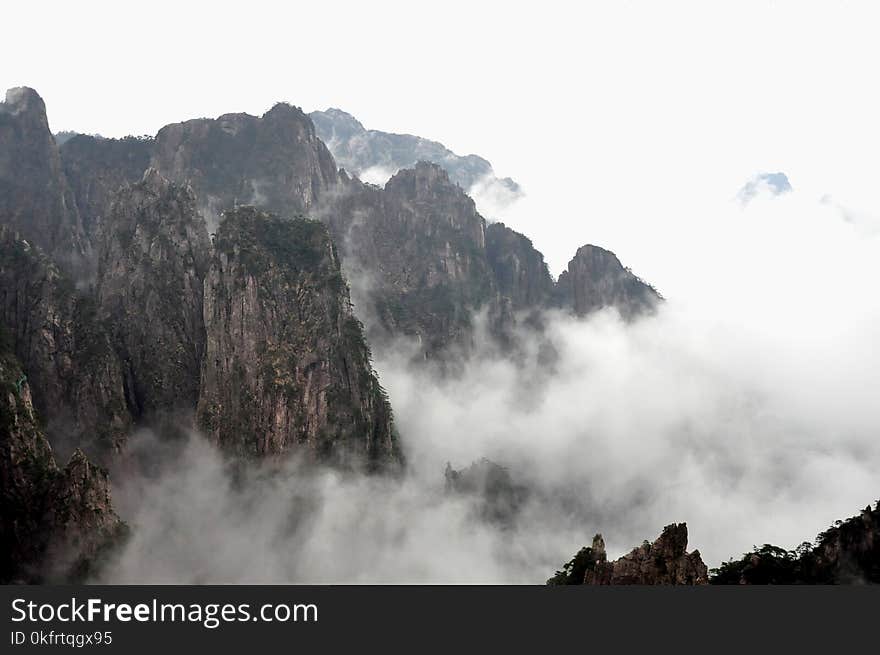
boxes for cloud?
[737,171,793,204]
[356,165,397,187]
[467,174,525,222]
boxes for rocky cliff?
[320,162,500,358]
[0,226,131,459]
[0,87,88,274]
[310,107,522,203]
[152,103,338,229]
[96,169,210,427]
[485,222,556,312]
[548,524,709,585]
[555,244,661,319]
[60,133,153,248]
[0,345,125,583]
[196,207,401,471]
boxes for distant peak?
[312,107,364,130]
[265,101,305,116]
[738,171,792,204]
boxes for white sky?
[5,1,880,288]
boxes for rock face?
[320,163,500,357]
[96,169,210,426]
[0,226,131,459]
[322,164,660,358]
[310,107,522,201]
[152,103,338,229]
[60,134,153,248]
[548,524,709,585]
[0,347,125,583]
[712,500,880,584]
[0,87,88,274]
[486,222,555,312]
[555,245,661,319]
[196,207,401,471]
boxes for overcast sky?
[5,1,880,288]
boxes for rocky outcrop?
[712,500,880,584]
[310,107,522,203]
[96,169,210,426]
[320,162,500,358]
[0,227,131,459]
[196,207,401,471]
[486,222,555,312]
[0,87,88,274]
[152,103,338,229]
[0,347,125,583]
[548,524,708,585]
[60,133,153,247]
[555,244,661,319]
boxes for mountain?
[0,88,89,275]
[152,103,338,229]
[319,162,501,357]
[485,222,556,312]
[47,91,656,360]
[310,107,521,201]
[548,524,709,585]
[196,207,401,471]
[0,343,125,583]
[2,89,402,470]
[1,87,668,581]
[1,88,662,430]
[96,169,211,431]
[712,500,880,584]
[61,133,153,249]
[555,244,661,319]
[0,226,132,460]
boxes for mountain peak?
[2,87,45,116]
[556,243,661,319]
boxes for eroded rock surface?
[549,523,708,585]
[196,207,401,471]
[0,348,125,583]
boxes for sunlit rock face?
[197,207,401,472]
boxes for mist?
[94,182,880,583]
